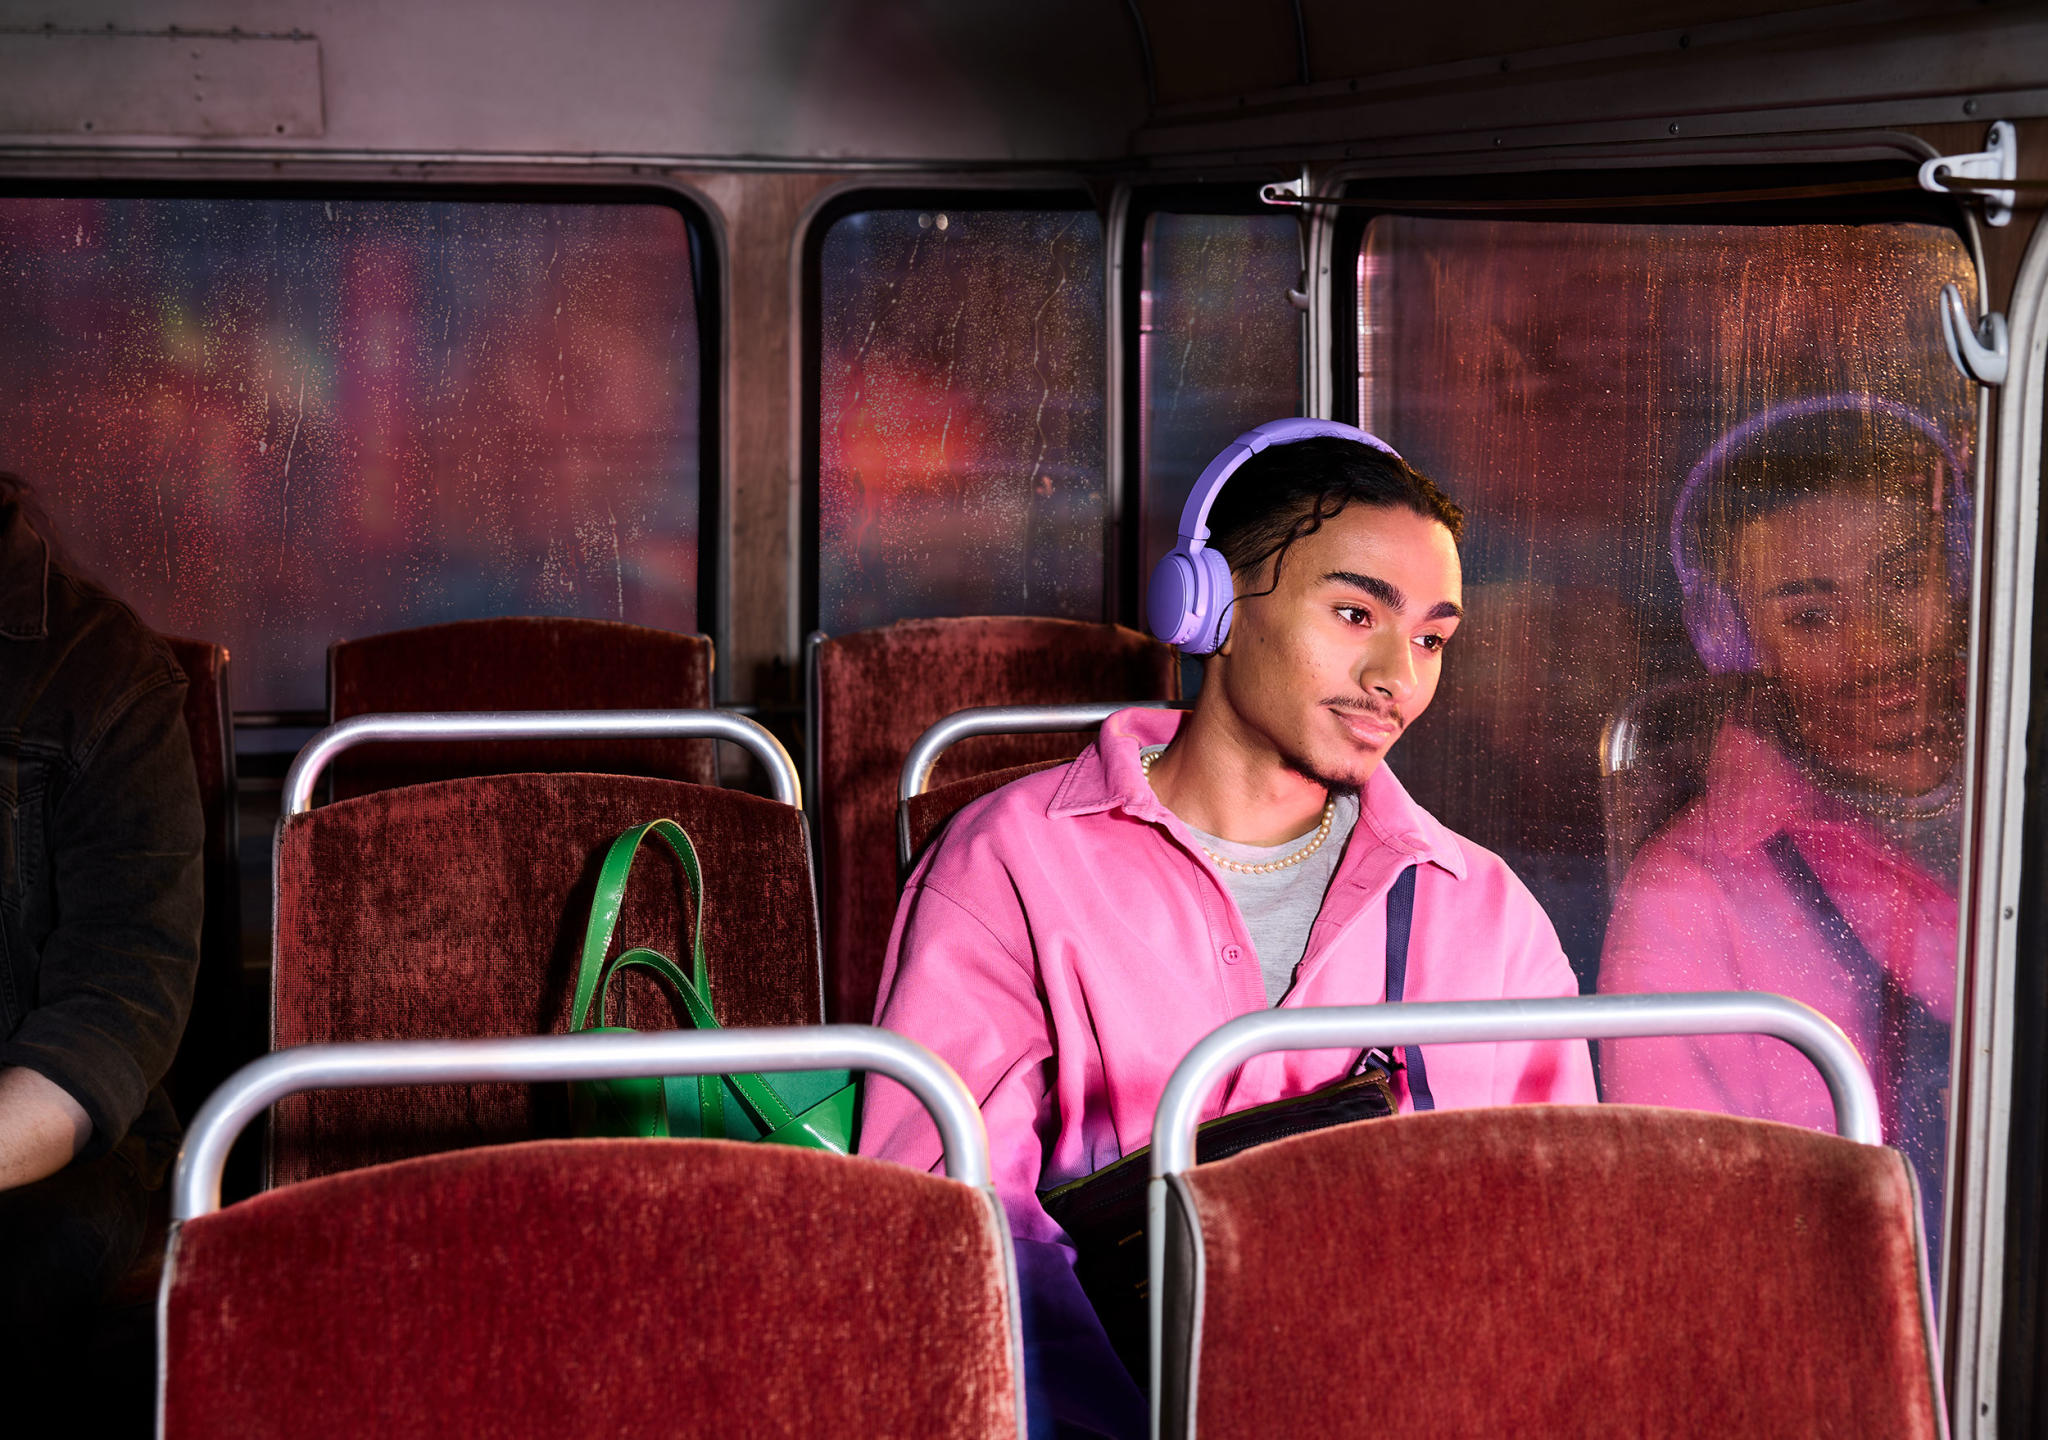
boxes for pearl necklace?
[1141,748,1337,875]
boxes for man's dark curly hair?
[1205,437,1463,595]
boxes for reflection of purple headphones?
[1147,417,1403,655]
[1671,394,1973,674]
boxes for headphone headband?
[1176,417,1402,545]
[1148,416,1404,654]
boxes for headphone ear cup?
[1146,549,1202,647]
[1187,546,1237,655]
[1682,583,1758,675]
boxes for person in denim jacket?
[0,476,202,1380]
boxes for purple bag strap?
[1382,865,1434,1111]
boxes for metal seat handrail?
[896,701,1191,870]
[899,701,1191,806]
[172,1024,984,1220]
[282,708,801,815]
[1143,991,1884,1428]
[1152,992,1879,1177]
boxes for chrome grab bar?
[172,1024,984,1219]
[896,701,1191,869]
[283,709,800,814]
[899,701,1191,806]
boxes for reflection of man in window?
[1600,396,1965,1259]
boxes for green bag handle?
[570,819,799,1138]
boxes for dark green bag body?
[568,818,855,1153]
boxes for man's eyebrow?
[1323,570,1406,611]
[1323,571,1463,622]
[1763,577,1838,600]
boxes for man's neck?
[1145,697,1339,847]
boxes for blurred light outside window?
[1137,211,1303,590]
[1358,215,1976,1274]
[0,196,703,713]
[816,205,1105,634]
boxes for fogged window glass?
[817,206,1105,634]
[1360,217,1974,1265]
[1139,211,1302,586]
[0,196,702,712]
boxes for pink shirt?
[862,706,1596,1244]
[1599,720,1957,1132]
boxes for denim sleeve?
[0,675,202,1158]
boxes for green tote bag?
[568,818,855,1153]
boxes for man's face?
[1214,502,1463,790]
[1732,480,1965,793]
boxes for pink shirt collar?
[1045,704,1469,881]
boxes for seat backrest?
[270,773,820,1185]
[326,617,717,799]
[814,617,1178,1021]
[1164,1105,1941,1439]
[163,1139,1021,1440]
[1599,675,1752,891]
[902,759,1067,876]
[160,636,246,1123]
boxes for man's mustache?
[1322,697,1405,730]
[1834,653,1952,706]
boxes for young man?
[1600,396,1963,1264]
[861,422,1595,1437]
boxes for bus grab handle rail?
[283,709,801,814]
[1151,992,1879,1175]
[171,1024,985,1220]
[898,701,1193,805]
[897,702,1192,870]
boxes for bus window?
[1357,215,1975,1267]
[0,195,705,714]
[815,203,1104,634]
[1137,210,1302,600]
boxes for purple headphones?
[1147,417,1403,655]
[1671,393,1972,674]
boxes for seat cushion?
[164,1139,1018,1439]
[901,758,1067,873]
[817,616,1176,1022]
[1176,1104,1939,1438]
[328,617,717,797]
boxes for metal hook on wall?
[1941,282,2008,388]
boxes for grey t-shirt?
[1142,745,1362,1005]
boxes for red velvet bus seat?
[326,617,717,800]
[270,773,820,1185]
[1161,1105,1941,1439]
[901,759,1067,876]
[161,636,247,1124]
[816,617,1177,1021]
[164,1139,1020,1440]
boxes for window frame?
[1325,156,1997,1368]
[0,176,724,726]
[1114,182,1309,627]
[798,185,1107,640]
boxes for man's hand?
[0,1066,92,1192]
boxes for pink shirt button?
[1221,944,1244,964]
